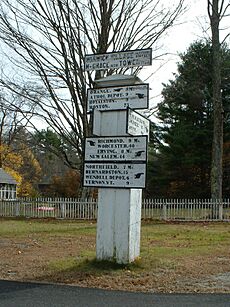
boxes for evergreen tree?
[147,41,230,198]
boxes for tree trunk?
[210,0,223,200]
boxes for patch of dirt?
[1,234,230,293]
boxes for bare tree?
[208,0,230,199]
[0,0,184,169]
[0,91,34,167]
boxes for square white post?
[94,110,142,263]
[96,188,142,263]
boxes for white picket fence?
[142,199,230,221]
[0,197,230,221]
[0,198,98,220]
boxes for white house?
[0,168,17,199]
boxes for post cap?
[94,74,142,88]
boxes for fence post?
[162,200,167,221]
[60,200,66,219]
[219,201,223,221]
[15,200,20,217]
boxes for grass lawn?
[0,218,230,293]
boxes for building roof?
[0,168,17,185]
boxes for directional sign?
[85,136,147,162]
[87,84,149,113]
[85,48,152,71]
[83,163,146,188]
[127,108,150,137]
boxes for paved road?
[0,280,230,307]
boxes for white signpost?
[85,48,152,71]
[83,48,151,264]
[127,108,150,137]
[84,136,147,162]
[83,163,146,188]
[87,84,149,112]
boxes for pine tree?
[147,41,230,198]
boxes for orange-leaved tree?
[49,169,81,197]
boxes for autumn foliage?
[49,169,81,197]
[0,143,42,197]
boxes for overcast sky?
[147,0,230,113]
[145,0,210,112]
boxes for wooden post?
[84,50,152,264]
[96,188,142,263]
[94,109,143,263]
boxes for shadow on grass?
[79,258,142,271]
[38,256,144,284]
